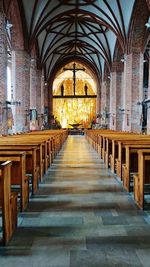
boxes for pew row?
[0,151,29,212]
[0,145,40,195]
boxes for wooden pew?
[85,129,115,157]
[0,151,28,212]
[0,145,39,195]
[116,141,150,180]
[25,134,53,168]
[0,161,18,245]
[0,139,44,182]
[0,130,68,187]
[104,135,150,173]
[1,136,47,176]
[121,144,150,193]
[21,130,68,166]
[133,149,150,209]
[26,129,68,160]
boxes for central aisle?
[1,136,150,266]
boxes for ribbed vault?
[4,0,136,81]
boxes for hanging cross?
[63,63,85,95]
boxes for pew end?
[0,161,18,245]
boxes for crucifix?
[63,63,85,95]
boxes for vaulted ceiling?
[5,0,137,80]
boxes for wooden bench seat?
[0,139,45,181]
[104,136,150,172]
[116,141,150,180]
[1,136,48,174]
[133,149,150,209]
[120,145,150,193]
[0,161,18,245]
[0,151,29,212]
[26,129,68,160]
[0,130,68,192]
[0,145,40,195]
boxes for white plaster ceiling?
[15,0,136,79]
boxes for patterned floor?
[0,135,150,266]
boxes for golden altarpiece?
[53,63,97,128]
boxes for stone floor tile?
[1,136,150,266]
[70,249,108,267]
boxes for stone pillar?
[12,50,30,132]
[123,52,143,133]
[0,5,8,134]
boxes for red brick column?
[110,72,117,130]
[100,78,110,127]
[123,52,143,133]
[147,52,150,134]
[109,62,124,130]
[41,73,45,113]
[116,71,124,131]
[30,58,43,130]
[0,5,8,134]
[36,69,42,129]
[122,54,132,131]
[101,81,107,113]
[12,50,30,132]
[48,84,53,125]
[44,83,48,108]
[96,82,101,116]
[43,82,48,125]
[30,58,37,110]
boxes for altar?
[68,123,84,135]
